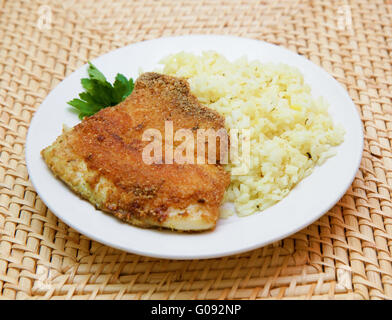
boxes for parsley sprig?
[67,62,134,119]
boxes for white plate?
[25,35,363,259]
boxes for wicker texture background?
[0,0,391,300]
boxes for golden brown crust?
[42,72,230,231]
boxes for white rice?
[159,51,345,217]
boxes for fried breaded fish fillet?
[41,72,230,231]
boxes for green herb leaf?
[67,62,134,119]
[87,62,107,83]
[78,92,101,112]
[67,99,96,119]
[113,73,132,102]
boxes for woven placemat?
[0,0,391,300]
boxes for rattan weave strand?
[0,0,391,300]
